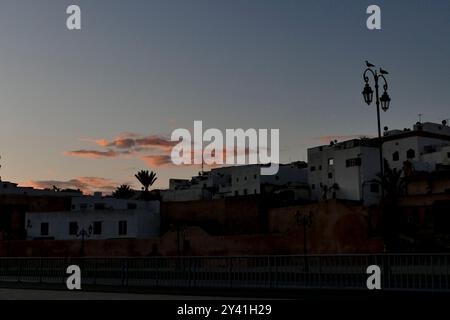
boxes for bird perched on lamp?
[365,60,375,68]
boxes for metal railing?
[0,254,448,292]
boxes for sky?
[0,0,449,193]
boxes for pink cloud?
[22,177,120,194]
[64,149,118,159]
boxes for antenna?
[418,113,423,123]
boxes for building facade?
[307,139,381,205]
[382,122,450,172]
[25,196,160,240]
[161,162,309,202]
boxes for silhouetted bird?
[365,60,375,68]
[380,68,389,75]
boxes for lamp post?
[362,62,391,196]
[76,224,92,256]
[295,211,312,272]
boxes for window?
[118,221,128,236]
[447,152,450,159]
[370,184,380,193]
[94,203,105,210]
[328,172,333,179]
[236,178,239,182]
[71,205,76,210]
[234,191,239,196]
[244,176,247,181]
[406,149,416,159]
[127,203,137,210]
[318,165,322,171]
[254,174,257,179]
[275,176,280,180]
[254,189,257,194]
[93,221,102,235]
[40,223,49,236]
[80,204,88,211]
[243,189,248,195]
[346,158,362,167]
[69,222,78,235]
[311,184,315,190]
[328,158,334,166]
[310,166,316,172]
[392,151,400,161]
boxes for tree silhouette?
[112,184,135,199]
[374,160,407,251]
[135,170,157,193]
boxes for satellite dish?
[384,126,388,131]
[443,120,448,126]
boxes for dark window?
[310,166,316,172]
[346,158,362,167]
[244,176,247,181]
[328,172,333,179]
[40,223,49,236]
[127,203,137,210]
[94,203,105,210]
[318,165,322,171]
[118,221,127,236]
[406,149,416,159]
[392,151,400,161]
[311,184,315,190]
[370,184,380,193]
[447,152,450,159]
[80,204,88,210]
[234,191,239,196]
[71,205,76,210]
[254,189,257,194]
[254,174,257,179]
[69,222,78,235]
[93,221,102,235]
[236,178,239,182]
[243,189,248,195]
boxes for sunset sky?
[0,0,449,193]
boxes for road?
[0,288,246,300]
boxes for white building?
[308,139,381,205]
[25,195,160,240]
[160,162,309,202]
[382,122,450,172]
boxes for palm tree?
[112,184,135,199]
[374,160,406,250]
[374,160,406,200]
[135,170,157,192]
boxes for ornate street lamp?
[380,91,391,112]
[362,61,391,196]
[295,211,312,273]
[362,83,374,105]
[76,224,92,256]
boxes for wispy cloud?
[21,177,121,194]
[64,149,119,159]
[67,132,266,169]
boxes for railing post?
[39,258,43,284]
[17,259,22,283]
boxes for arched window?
[392,151,400,161]
[406,149,416,159]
